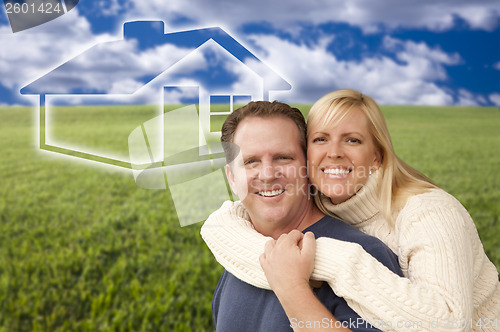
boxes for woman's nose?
[327,142,344,159]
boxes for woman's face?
[307,108,381,204]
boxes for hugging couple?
[200,89,500,332]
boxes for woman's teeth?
[323,168,350,175]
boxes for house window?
[210,95,251,132]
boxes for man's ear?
[225,164,237,196]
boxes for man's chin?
[253,208,289,226]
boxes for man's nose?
[258,161,279,181]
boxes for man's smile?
[257,189,285,197]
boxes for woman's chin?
[319,184,357,204]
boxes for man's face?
[226,116,309,237]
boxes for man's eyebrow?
[241,154,259,161]
[275,151,296,157]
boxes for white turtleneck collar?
[318,169,382,227]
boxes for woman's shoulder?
[405,187,462,209]
[392,188,478,254]
[397,188,471,225]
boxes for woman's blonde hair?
[307,89,437,224]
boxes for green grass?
[0,105,499,331]
[45,104,229,166]
[0,106,220,331]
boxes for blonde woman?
[201,89,500,331]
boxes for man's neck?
[264,202,325,239]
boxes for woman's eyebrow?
[341,131,366,139]
[309,131,329,137]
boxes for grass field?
[0,104,499,331]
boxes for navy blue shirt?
[212,215,403,332]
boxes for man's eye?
[244,160,257,166]
[276,156,292,163]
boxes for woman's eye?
[347,138,361,144]
[312,137,326,143]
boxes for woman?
[201,89,500,331]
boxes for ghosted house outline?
[20,20,291,169]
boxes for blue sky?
[0,0,499,106]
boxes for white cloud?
[489,93,500,106]
[60,40,194,94]
[1,16,199,100]
[108,78,144,94]
[1,1,495,107]
[123,0,499,33]
[0,8,115,102]
[248,33,464,105]
[384,37,461,66]
[96,0,124,16]
[456,89,487,106]
[457,4,500,31]
[0,101,25,107]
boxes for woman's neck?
[319,170,381,226]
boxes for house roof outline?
[19,21,293,226]
[20,20,291,99]
[18,20,291,170]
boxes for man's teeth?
[324,168,350,175]
[258,189,285,197]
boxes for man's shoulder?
[214,270,273,298]
[306,215,377,244]
[213,271,292,332]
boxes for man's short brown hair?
[221,101,306,163]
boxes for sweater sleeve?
[200,200,272,289]
[200,198,486,332]
[313,202,476,331]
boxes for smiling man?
[209,101,401,332]
[222,108,318,239]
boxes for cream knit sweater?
[200,172,500,331]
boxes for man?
[210,101,402,331]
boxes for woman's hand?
[259,230,316,295]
